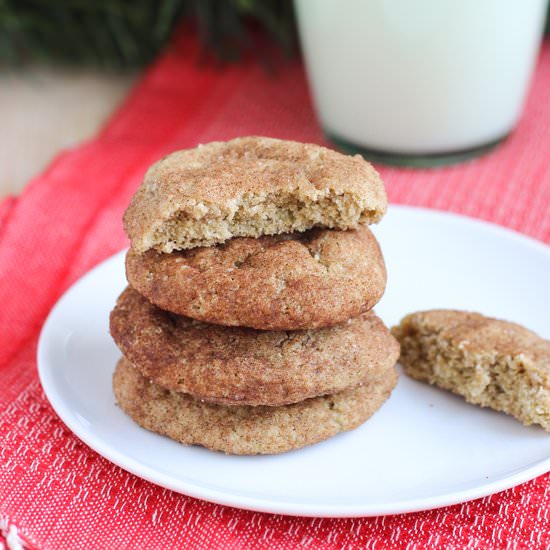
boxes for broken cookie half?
[392,310,550,431]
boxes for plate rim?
[37,205,550,517]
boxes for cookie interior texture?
[125,226,387,330]
[392,310,550,431]
[123,137,387,253]
[113,358,398,455]
[110,287,401,407]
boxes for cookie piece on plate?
[110,287,400,407]
[123,136,387,253]
[113,358,398,455]
[392,310,550,431]
[126,226,386,330]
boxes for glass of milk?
[294,0,548,166]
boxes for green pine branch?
[0,0,296,68]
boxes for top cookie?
[123,136,387,253]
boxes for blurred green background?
[0,0,295,68]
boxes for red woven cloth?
[1,32,549,549]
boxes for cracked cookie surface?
[113,358,398,455]
[110,287,400,407]
[123,136,387,253]
[126,225,386,330]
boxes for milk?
[294,0,548,155]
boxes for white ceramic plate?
[37,206,550,517]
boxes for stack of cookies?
[110,137,400,455]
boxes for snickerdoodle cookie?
[123,136,387,253]
[113,358,398,455]
[110,287,400,407]
[126,226,386,330]
[392,310,550,431]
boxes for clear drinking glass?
[294,0,549,166]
